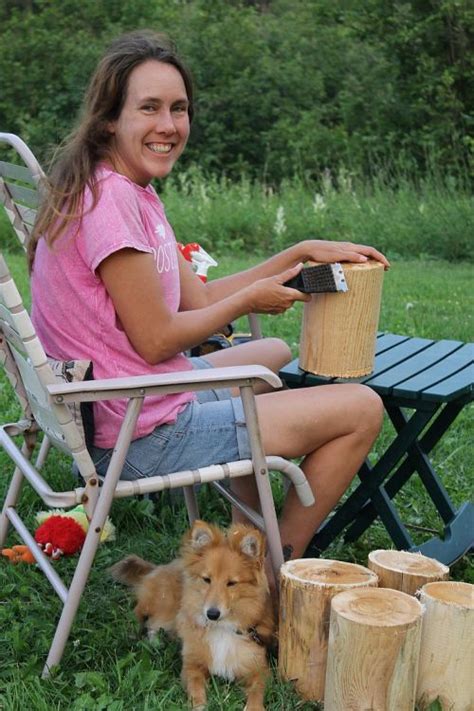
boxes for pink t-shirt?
[31,165,195,448]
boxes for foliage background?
[0,3,472,706]
[0,0,473,184]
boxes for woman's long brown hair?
[29,30,194,271]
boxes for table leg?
[306,409,434,555]
[345,462,414,549]
[344,401,463,543]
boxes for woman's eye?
[227,581,237,587]
[202,576,211,584]
[172,105,188,114]
[141,105,156,113]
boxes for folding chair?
[0,133,315,676]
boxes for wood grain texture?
[278,559,378,702]
[368,549,449,596]
[417,581,474,711]
[324,587,423,711]
[299,259,384,377]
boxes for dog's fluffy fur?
[110,520,275,710]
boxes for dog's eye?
[227,580,237,587]
[202,576,211,584]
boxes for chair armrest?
[47,364,282,404]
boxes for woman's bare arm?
[98,248,307,364]
[179,239,390,310]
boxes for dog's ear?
[229,525,266,564]
[188,520,223,550]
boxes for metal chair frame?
[0,132,314,676]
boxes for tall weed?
[160,168,473,261]
[0,169,471,261]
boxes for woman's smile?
[147,142,173,154]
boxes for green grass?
[0,250,472,710]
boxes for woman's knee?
[242,336,291,373]
[352,384,384,436]
[262,337,292,371]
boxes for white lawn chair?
[0,133,314,677]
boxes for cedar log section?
[368,549,449,596]
[417,581,474,711]
[278,558,378,702]
[299,259,384,378]
[324,587,423,710]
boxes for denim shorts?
[90,357,251,481]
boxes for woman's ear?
[107,121,116,134]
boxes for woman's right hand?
[246,263,311,315]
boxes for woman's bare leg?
[231,383,384,556]
[202,338,291,393]
[204,344,384,558]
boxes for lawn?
[0,250,472,710]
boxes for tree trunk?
[417,581,474,711]
[325,587,423,710]
[278,558,378,702]
[367,549,449,596]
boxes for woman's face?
[107,59,190,186]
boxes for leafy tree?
[0,0,471,181]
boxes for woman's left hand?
[301,240,390,269]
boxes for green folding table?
[280,333,473,565]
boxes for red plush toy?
[1,505,115,563]
[34,515,86,559]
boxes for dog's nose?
[206,607,221,621]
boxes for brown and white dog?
[110,520,275,710]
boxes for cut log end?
[421,580,474,608]
[369,549,449,577]
[368,549,449,596]
[281,558,378,588]
[331,586,423,627]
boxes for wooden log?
[417,581,474,711]
[368,549,449,596]
[278,558,378,702]
[325,587,423,710]
[299,259,384,377]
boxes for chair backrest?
[0,132,44,252]
[0,134,98,480]
[0,252,85,454]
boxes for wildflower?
[322,168,333,195]
[200,183,210,206]
[337,167,353,194]
[313,193,327,212]
[274,205,287,237]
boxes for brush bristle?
[284,263,348,293]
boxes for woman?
[30,30,388,563]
